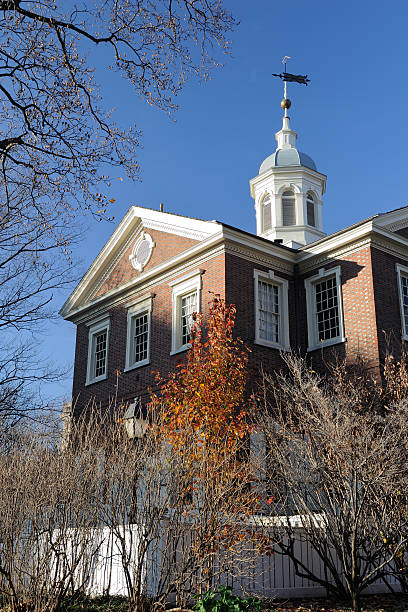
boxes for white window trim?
[86,314,110,386]
[305,266,346,352]
[396,263,408,341]
[170,271,202,355]
[254,269,290,351]
[124,295,153,372]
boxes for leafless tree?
[0,0,236,423]
[0,0,236,219]
[0,191,78,427]
[257,352,408,612]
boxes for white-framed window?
[261,194,272,232]
[125,296,152,371]
[305,266,345,352]
[282,190,296,226]
[86,314,110,385]
[169,270,202,355]
[254,269,290,350]
[396,263,408,340]
[306,192,316,227]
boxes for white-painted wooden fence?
[69,523,402,600]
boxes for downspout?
[294,262,302,352]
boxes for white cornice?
[129,206,220,238]
[298,238,372,273]
[374,206,408,230]
[60,207,221,318]
[370,235,408,260]
[142,217,211,240]
[298,221,375,260]
[298,226,408,273]
[298,220,405,260]
[62,227,298,322]
[380,218,408,233]
[249,165,327,198]
[61,206,408,322]
[371,224,408,248]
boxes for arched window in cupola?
[307,192,316,227]
[282,190,296,226]
[261,194,272,232]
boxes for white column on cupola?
[249,73,327,248]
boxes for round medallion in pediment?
[129,231,155,272]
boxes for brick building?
[60,102,408,416]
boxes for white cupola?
[249,98,327,248]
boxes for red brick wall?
[72,247,298,412]
[370,246,406,359]
[72,252,226,413]
[299,246,379,369]
[71,239,408,415]
[95,229,199,297]
[224,252,295,378]
[340,247,379,364]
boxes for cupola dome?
[259,149,317,174]
[249,97,327,248]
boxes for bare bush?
[0,389,268,610]
[151,424,268,606]
[257,353,408,612]
[94,397,267,608]
[0,413,106,612]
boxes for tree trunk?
[351,591,361,612]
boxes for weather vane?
[272,56,310,115]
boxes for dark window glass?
[315,277,340,341]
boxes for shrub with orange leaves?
[150,295,252,459]
[149,297,271,594]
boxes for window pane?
[315,277,340,341]
[94,331,107,378]
[181,292,197,346]
[258,280,279,343]
[133,312,149,364]
[262,197,272,232]
[307,199,315,227]
[401,276,408,334]
[282,192,295,226]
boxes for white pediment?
[373,205,408,233]
[60,206,220,320]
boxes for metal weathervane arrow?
[272,56,310,98]
[272,56,310,116]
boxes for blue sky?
[48,0,408,402]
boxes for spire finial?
[272,57,310,117]
[281,55,291,114]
